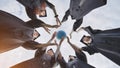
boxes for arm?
[61,9,70,22]
[42,23,59,28]
[78,26,101,35]
[55,40,67,68]
[57,53,67,68]
[46,1,57,17]
[82,46,99,55]
[73,18,83,31]
[39,31,57,48]
[22,41,56,50]
[25,7,37,20]
[67,37,87,62]
[67,37,80,53]
[46,1,61,25]
[22,32,57,50]
[69,18,83,38]
[69,30,73,39]
[75,50,87,63]
[36,32,57,57]
[54,38,65,60]
[26,19,59,28]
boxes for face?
[35,2,46,16]
[69,55,76,61]
[47,49,54,56]
[83,36,92,44]
[33,30,40,40]
[39,10,46,16]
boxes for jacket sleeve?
[82,46,99,55]
[75,49,87,63]
[61,9,70,22]
[73,18,83,31]
[25,19,44,28]
[57,57,67,68]
[22,41,40,50]
[84,26,102,35]
[34,48,46,58]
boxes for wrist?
[55,15,58,17]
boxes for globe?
[56,30,66,40]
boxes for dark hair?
[68,55,76,62]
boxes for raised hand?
[52,25,60,28]
[47,32,57,43]
[55,16,61,26]
[43,27,51,34]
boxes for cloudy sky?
[0,0,120,68]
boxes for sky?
[0,0,120,68]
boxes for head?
[33,30,40,40]
[46,49,54,56]
[68,55,76,62]
[82,36,92,44]
[34,1,47,17]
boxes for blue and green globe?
[56,30,66,40]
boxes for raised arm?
[61,9,70,22]
[42,22,60,28]
[37,31,57,46]
[67,37,87,62]
[82,46,99,55]
[69,18,83,38]
[54,38,65,60]
[46,1,61,25]
[57,52,67,68]
[56,38,67,68]
[67,37,81,53]
[77,26,101,35]
[22,32,57,50]
[26,19,59,28]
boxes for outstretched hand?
[48,32,57,43]
[44,26,51,34]
[53,25,60,28]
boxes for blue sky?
[0,0,120,68]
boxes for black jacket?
[0,10,41,53]
[81,26,120,66]
[11,48,56,68]
[58,49,95,68]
